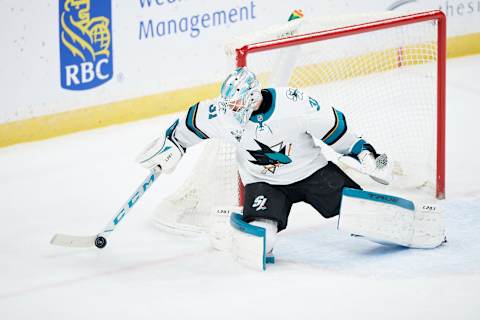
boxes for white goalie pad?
[230,213,275,271]
[338,188,446,249]
[208,206,242,252]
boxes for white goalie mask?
[220,67,262,126]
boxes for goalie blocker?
[338,188,446,249]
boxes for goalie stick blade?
[50,234,97,248]
[49,170,159,250]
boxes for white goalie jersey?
[174,87,362,186]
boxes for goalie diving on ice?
[136,67,446,270]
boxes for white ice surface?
[1,56,480,320]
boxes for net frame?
[234,10,446,199]
[153,10,447,236]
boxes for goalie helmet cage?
[153,10,446,234]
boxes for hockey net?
[152,10,446,234]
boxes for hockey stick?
[50,167,161,249]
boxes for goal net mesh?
[153,11,444,234]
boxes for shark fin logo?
[247,140,292,174]
[59,0,113,90]
[286,88,304,102]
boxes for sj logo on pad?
[253,195,268,211]
[59,0,113,90]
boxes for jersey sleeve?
[173,99,227,148]
[303,95,360,155]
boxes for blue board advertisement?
[59,0,113,90]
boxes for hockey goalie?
[136,67,446,270]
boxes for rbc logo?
[59,0,113,90]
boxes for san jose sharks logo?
[286,88,304,102]
[247,140,293,174]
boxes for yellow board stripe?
[0,81,220,147]
[447,32,480,58]
[1,32,479,148]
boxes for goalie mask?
[220,67,262,126]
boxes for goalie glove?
[339,139,393,185]
[136,119,185,174]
